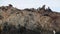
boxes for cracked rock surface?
[0,4,60,34]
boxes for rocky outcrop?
[0,4,60,34]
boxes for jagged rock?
[9,4,13,7]
[0,4,60,34]
[41,5,45,9]
[46,7,52,12]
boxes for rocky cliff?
[0,4,60,34]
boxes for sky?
[0,0,60,12]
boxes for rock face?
[0,4,60,34]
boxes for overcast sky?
[0,0,60,12]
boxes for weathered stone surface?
[0,4,60,34]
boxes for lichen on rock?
[0,4,60,34]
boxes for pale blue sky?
[0,0,60,12]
